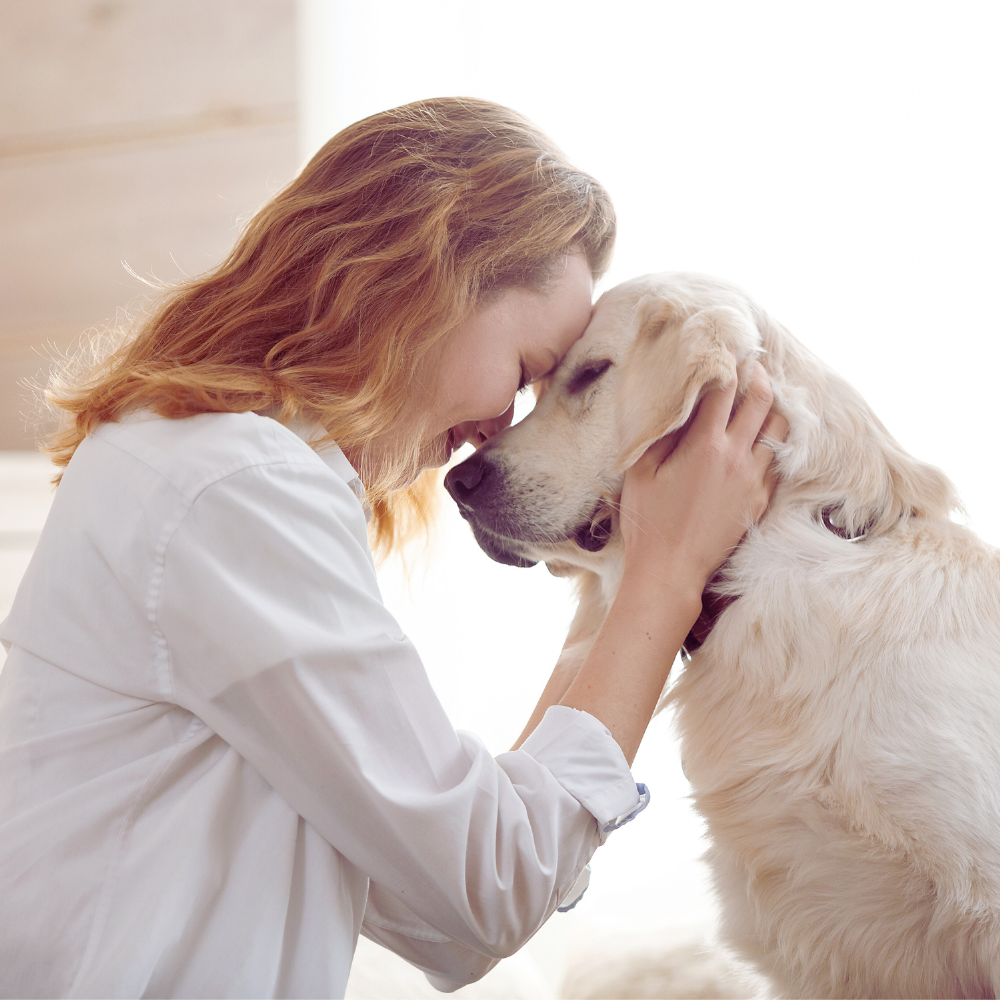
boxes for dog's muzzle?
[446,450,616,566]
[444,450,537,567]
[443,448,489,507]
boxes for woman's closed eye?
[519,351,565,395]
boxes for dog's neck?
[681,581,736,657]
[678,505,873,658]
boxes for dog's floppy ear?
[615,297,762,472]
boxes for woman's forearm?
[512,575,701,763]
[557,577,701,765]
[512,653,580,750]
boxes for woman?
[0,98,783,998]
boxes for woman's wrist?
[616,556,704,635]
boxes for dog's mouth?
[462,504,616,568]
[467,524,538,568]
[571,505,615,553]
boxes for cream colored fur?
[472,273,1000,999]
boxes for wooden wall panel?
[0,0,299,448]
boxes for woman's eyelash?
[517,366,529,393]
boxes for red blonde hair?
[45,97,616,554]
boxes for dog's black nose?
[444,450,489,506]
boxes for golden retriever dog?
[444,273,1000,999]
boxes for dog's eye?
[565,359,613,395]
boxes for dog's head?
[443,273,764,574]
[445,270,958,580]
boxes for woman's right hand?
[619,362,787,604]
[532,363,787,765]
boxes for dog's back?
[666,286,1000,997]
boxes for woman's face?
[351,252,595,488]
[417,252,595,472]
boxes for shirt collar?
[288,420,371,521]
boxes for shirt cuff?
[519,705,646,843]
[556,864,591,912]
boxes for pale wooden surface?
[0,0,299,449]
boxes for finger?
[751,416,786,480]
[633,430,678,473]
[755,410,789,445]
[728,363,774,451]
[763,460,780,499]
[753,419,785,506]
[751,412,789,463]
[688,375,739,439]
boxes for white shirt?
[0,411,644,999]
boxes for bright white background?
[299,0,1000,979]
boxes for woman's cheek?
[453,374,515,425]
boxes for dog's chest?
[666,514,1000,845]
[665,522,879,793]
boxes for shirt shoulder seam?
[145,457,364,702]
[94,429,330,506]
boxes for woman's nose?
[474,400,516,443]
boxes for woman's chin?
[390,433,454,490]
[424,430,457,471]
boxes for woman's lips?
[442,426,476,465]
[447,427,467,457]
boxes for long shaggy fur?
[469,272,1000,998]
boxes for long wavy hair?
[44,97,616,555]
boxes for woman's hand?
[619,362,788,603]
[519,363,787,764]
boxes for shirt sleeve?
[154,460,641,977]
[360,866,590,992]
[361,879,499,991]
